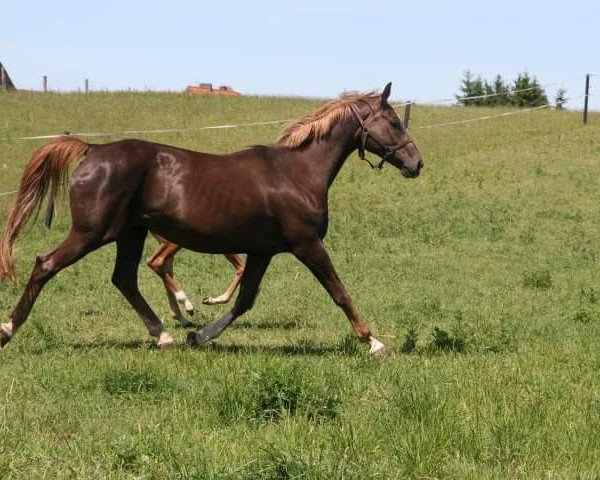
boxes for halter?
[349,103,414,170]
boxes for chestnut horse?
[0,83,422,355]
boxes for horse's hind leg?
[1,231,102,347]
[202,254,245,305]
[113,228,174,349]
[147,238,193,327]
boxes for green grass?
[1,90,600,478]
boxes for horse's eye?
[390,119,402,130]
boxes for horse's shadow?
[202,341,339,356]
[172,319,311,331]
[55,338,344,357]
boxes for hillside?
[1,91,600,478]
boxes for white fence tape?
[0,190,18,198]
[15,118,296,141]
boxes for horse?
[0,82,423,355]
[146,234,244,327]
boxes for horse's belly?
[146,214,287,254]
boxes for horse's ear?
[381,82,392,104]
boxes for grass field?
[1,90,600,479]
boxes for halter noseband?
[349,103,414,170]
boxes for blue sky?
[2,0,599,109]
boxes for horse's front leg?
[293,239,388,356]
[187,253,271,346]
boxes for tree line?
[456,71,567,109]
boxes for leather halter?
[349,103,414,170]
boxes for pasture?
[1,90,600,479]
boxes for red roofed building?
[186,83,241,96]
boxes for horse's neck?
[301,118,359,189]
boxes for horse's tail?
[0,136,88,282]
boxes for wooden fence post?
[43,76,48,93]
[403,102,412,128]
[85,79,89,93]
[583,74,590,125]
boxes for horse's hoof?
[186,332,199,347]
[157,332,175,350]
[179,319,194,328]
[369,337,389,357]
[202,296,226,306]
[172,314,193,328]
[186,331,211,347]
[0,323,12,348]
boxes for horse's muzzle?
[402,159,423,178]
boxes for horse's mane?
[277,91,380,149]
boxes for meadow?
[1,90,600,479]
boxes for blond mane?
[277,91,381,149]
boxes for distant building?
[0,62,16,90]
[185,83,241,96]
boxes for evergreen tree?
[457,71,486,106]
[509,72,548,107]
[555,87,567,110]
[490,75,509,107]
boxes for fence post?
[43,76,48,93]
[403,102,412,128]
[85,79,89,93]
[583,74,590,125]
[0,65,5,89]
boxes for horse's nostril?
[418,159,424,170]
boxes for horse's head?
[353,82,423,178]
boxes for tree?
[456,71,486,106]
[509,72,548,107]
[489,75,509,107]
[555,87,567,110]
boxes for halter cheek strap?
[349,104,414,170]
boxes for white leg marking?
[1,323,13,337]
[175,290,194,313]
[369,336,386,355]
[157,331,175,350]
[204,294,227,305]
[184,299,194,313]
